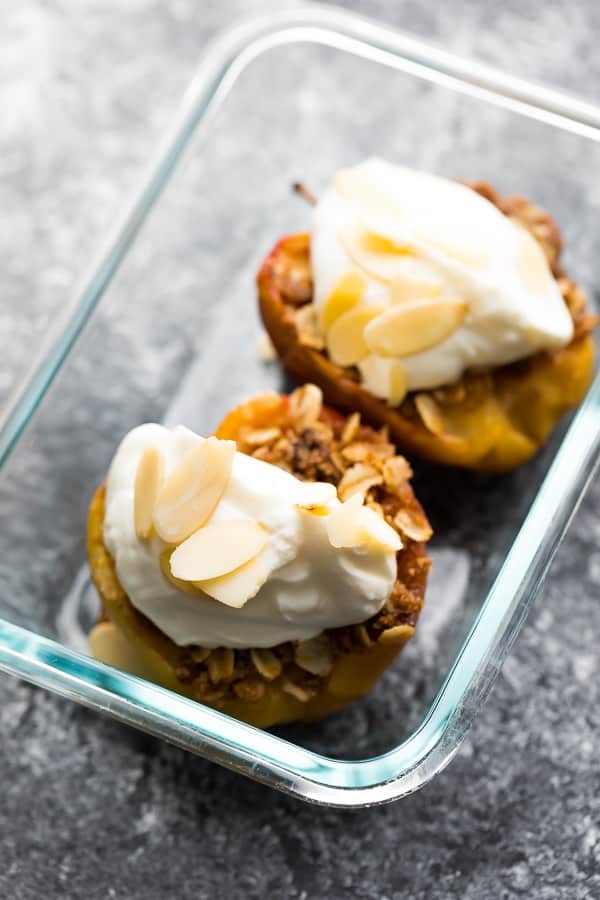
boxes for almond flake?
[318,270,366,332]
[382,456,412,489]
[364,297,468,358]
[170,519,268,583]
[295,481,337,510]
[327,492,401,552]
[295,304,325,350]
[390,276,442,303]
[289,383,323,427]
[281,680,313,703]
[339,226,412,284]
[393,508,433,542]
[340,412,361,445]
[242,427,282,447]
[326,304,383,367]
[207,648,235,684]
[337,463,383,501]
[190,646,210,663]
[294,635,333,676]
[414,393,445,436]
[256,330,277,362]
[153,438,235,543]
[250,648,282,681]
[134,446,164,540]
[388,362,408,406]
[197,555,268,609]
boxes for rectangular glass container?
[1,4,600,807]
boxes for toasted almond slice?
[190,646,211,663]
[358,506,402,552]
[153,437,235,544]
[196,555,268,609]
[326,493,401,552]
[337,462,383,502]
[207,648,235,684]
[289,383,323,426]
[171,519,268,583]
[364,297,468,358]
[393,508,433,542]
[295,481,337,510]
[242,427,282,447]
[388,362,408,406]
[341,411,361,445]
[250,648,282,681]
[390,276,443,304]
[281,680,313,703]
[295,304,325,350]
[340,227,413,284]
[318,271,366,332]
[326,304,383,367]
[326,492,364,548]
[414,393,445,436]
[159,548,201,596]
[134,446,164,540]
[382,456,412,489]
[256,329,277,362]
[294,635,334,676]
[516,226,553,296]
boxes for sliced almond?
[414,393,445,436]
[388,362,408,406]
[364,297,468,358]
[196,555,268,609]
[256,330,277,362]
[250,648,282,681]
[358,506,402,552]
[134,446,164,540]
[516,226,553,296]
[337,462,383,502]
[281,680,313,703]
[295,304,325,350]
[295,481,337,510]
[390,276,442,304]
[153,437,235,544]
[318,270,366,332]
[341,412,361,445]
[327,493,401,552]
[170,519,268,582]
[159,548,201,596]
[289,383,323,427]
[190,646,211,664]
[326,304,383,367]
[326,492,364,549]
[393,508,433,542]
[207,648,235,684]
[339,226,412,284]
[294,635,334,676]
[382,456,412,489]
[242,427,282,447]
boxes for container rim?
[1,3,599,807]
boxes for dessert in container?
[1,5,600,806]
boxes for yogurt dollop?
[311,158,573,396]
[103,423,398,648]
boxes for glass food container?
[1,4,599,807]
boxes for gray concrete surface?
[0,2,599,898]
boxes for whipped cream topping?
[311,158,573,396]
[103,424,399,649]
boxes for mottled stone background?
[1,2,599,898]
